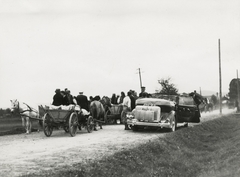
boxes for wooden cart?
[105,104,123,124]
[42,106,94,137]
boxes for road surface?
[0,108,235,177]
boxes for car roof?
[136,98,175,106]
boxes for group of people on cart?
[52,88,90,111]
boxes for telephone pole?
[218,39,222,114]
[138,68,143,89]
[237,70,240,112]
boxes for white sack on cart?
[44,104,77,110]
[81,109,90,116]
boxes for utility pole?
[218,39,222,114]
[138,68,143,90]
[237,70,240,112]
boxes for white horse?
[10,99,42,134]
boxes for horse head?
[101,96,112,111]
[10,99,19,113]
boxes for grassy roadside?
[23,114,240,177]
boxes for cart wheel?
[109,115,116,124]
[69,112,78,137]
[43,113,53,137]
[86,116,94,133]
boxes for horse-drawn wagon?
[105,104,123,124]
[41,105,94,137]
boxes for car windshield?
[159,105,174,113]
[178,97,195,106]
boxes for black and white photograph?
[0,1,240,176]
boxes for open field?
[0,116,22,131]
[0,115,40,135]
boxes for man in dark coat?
[66,89,74,105]
[76,92,89,111]
[129,90,136,110]
[189,90,204,107]
[52,89,64,106]
[139,86,148,98]
[61,91,69,105]
[189,90,203,120]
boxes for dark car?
[175,95,201,127]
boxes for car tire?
[132,125,138,132]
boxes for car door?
[175,96,200,123]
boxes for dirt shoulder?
[0,108,235,177]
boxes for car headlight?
[126,113,134,119]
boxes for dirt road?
[0,108,235,177]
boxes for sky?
[0,0,240,109]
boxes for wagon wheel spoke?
[69,113,78,137]
[43,113,53,137]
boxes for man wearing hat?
[139,86,148,98]
[52,89,64,106]
[122,91,132,130]
[76,91,89,111]
[65,89,74,105]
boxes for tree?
[157,77,178,95]
[211,94,218,105]
[0,108,11,117]
[228,78,240,102]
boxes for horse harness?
[16,102,39,119]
